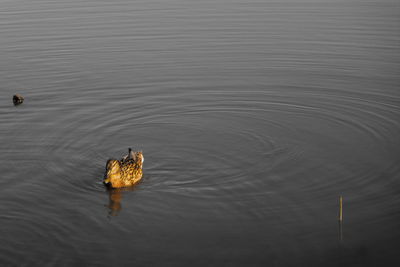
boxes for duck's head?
[104,159,122,186]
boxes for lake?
[0,0,399,266]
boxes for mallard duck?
[13,94,24,105]
[104,148,144,188]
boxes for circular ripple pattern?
[0,0,399,266]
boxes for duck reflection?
[107,188,123,216]
[105,186,138,216]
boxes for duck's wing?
[121,155,128,162]
[121,148,133,163]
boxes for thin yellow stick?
[339,196,343,222]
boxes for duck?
[104,148,144,188]
[13,94,24,105]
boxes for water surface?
[0,0,399,266]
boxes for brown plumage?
[104,149,144,188]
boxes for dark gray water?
[1,0,399,266]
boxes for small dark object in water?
[13,94,24,105]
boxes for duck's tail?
[129,147,136,161]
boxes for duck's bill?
[104,178,111,184]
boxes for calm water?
[1,0,399,266]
